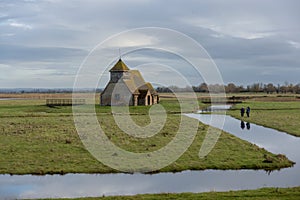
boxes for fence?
[201,98,243,104]
[46,99,85,106]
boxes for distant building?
[100,59,159,106]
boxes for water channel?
[0,98,33,102]
[1,107,299,199]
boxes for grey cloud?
[0,0,299,87]
[0,44,87,63]
[205,36,296,59]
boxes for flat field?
[0,93,295,174]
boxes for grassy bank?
[0,98,294,174]
[227,101,300,137]
[39,187,300,200]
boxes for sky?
[0,0,300,88]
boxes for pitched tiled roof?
[123,70,158,95]
[123,79,140,94]
[109,59,130,72]
[130,70,146,87]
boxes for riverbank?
[38,187,300,200]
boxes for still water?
[1,112,299,199]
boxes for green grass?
[227,101,300,137]
[0,99,294,175]
[38,187,300,200]
[0,98,205,115]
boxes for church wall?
[101,82,134,106]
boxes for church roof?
[139,82,158,95]
[102,59,158,97]
[122,70,146,94]
[123,76,158,95]
[109,59,130,72]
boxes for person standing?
[240,107,245,117]
[246,106,250,117]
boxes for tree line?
[2,82,300,94]
[156,82,300,94]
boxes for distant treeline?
[1,82,300,94]
[157,82,300,94]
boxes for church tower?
[109,59,130,83]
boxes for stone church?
[100,59,159,106]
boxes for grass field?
[39,187,300,200]
[227,100,300,137]
[0,95,294,174]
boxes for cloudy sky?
[0,0,299,88]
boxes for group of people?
[240,106,250,117]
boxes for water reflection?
[197,104,232,113]
[241,120,245,129]
[246,122,251,130]
[240,121,251,130]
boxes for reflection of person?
[246,106,250,117]
[241,120,245,129]
[240,107,245,117]
[246,122,250,130]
